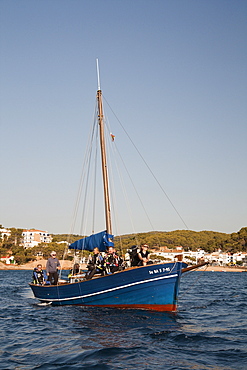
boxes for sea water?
[0,270,246,369]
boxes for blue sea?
[0,270,246,370]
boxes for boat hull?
[29,262,186,312]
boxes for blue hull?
[29,262,186,311]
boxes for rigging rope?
[103,113,142,249]
[61,89,191,271]
[103,96,189,231]
[60,103,99,272]
[92,128,99,234]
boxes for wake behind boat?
[30,61,190,311]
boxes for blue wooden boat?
[29,61,189,311]
[30,259,186,311]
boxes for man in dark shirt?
[104,246,121,273]
[86,247,104,279]
[46,251,60,285]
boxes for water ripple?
[0,270,246,370]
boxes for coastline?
[0,259,85,271]
[198,265,247,272]
[0,260,246,272]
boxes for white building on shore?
[205,250,247,266]
[22,229,52,248]
[0,228,11,240]
[151,246,246,266]
[183,248,205,263]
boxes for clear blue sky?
[1,0,246,235]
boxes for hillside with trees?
[0,225,246,264]
[113,227,247,254]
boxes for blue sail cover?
[69,230,114,252]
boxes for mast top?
[96,58,101,91]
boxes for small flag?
[110,133,115,142]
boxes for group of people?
[32,251,60,285]
[85,246,123,279]
[85,244,150,279]
[126,244,150,267]
[32,244,150,285]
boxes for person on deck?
[68,263,81,279]
[104,246,121,274]
[128,245,140,267]
[69,263,81,276]
[137,244,150,266]
[32,264,49,285]
[46,251,61,285]
[68,263,83,282]
[86,247,104,280]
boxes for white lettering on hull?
[148,267,171,275]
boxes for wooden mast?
[96,60,112,235]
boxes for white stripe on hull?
[38,273,178,302]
